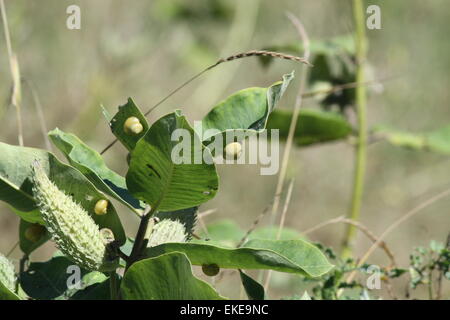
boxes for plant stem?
[0,0,23,146]
[126,205,154,270]
[109,272,118,300]
[342,0,368,258]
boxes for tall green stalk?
[342,0,368,258]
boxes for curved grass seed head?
[31,162,118,272]
[0,253,16,292]
[147,219,187,248]
[24,223,46,243]
[123,116,143,135]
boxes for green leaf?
[20,255,90,300]
[48,128,144,211]
[200,219,303,247]
[0,142,126,244]
[126,110,218,212]
[109,98,150,151]
[120,252,226,300]
[0,281,21,300]
[19,219,50,255]
[200,72,294,141]
[374,124,450,155]
[70,272,112,300]
[239,270,265,300]
[145,239,333,277]
[266,108,352,146]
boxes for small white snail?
[224,142,242,160]
[94,199,109,215]
[123,116,144,135]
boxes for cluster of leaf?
[0,72,344,300]
[261,35,450,156]
[408,240,450,296]
[295,240,450,300]
[297,244,371,300]
[260,35,357,114]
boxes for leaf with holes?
[199,72,294,142]
[108,98,150,151]
[126,110,218,212]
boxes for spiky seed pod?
[0,253,16,292]
[123,116,143,135]
[202,264,220,277]
[224,142,242,160]
[31,163,117,272]
[94,199,109,216]
[24,223,46,243]
[147,219,187,248]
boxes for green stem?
[342,0,368,258]
[126,206,154,271]
[109,271,118,300]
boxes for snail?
[224,142,242,160]
[94,199,109,216]
[123,116,144,135]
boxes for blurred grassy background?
[0,0,449,299]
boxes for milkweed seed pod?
[202,263,220,277]
[94,199,109,216]
[31,162,118,272]
[24,223,46,243]
[147,219,187,248]
[123,116,144,135]
[0,253,16,292]
[224,142,242,160]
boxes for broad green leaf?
[266,108,352,146]
[120,252,226,300]
[70,272,112,300]
[20,255,91,300]
[109,98,150,151]
[126,110,218,212]
[200,219,303,247]
[19,219,50,255]
[0,281,21,300]
[49,128,144,211]
[374,124,450,155]
[239,270,265,300]
[0,142,126,244]
[145,239,333,277]
[200,72,294,141]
